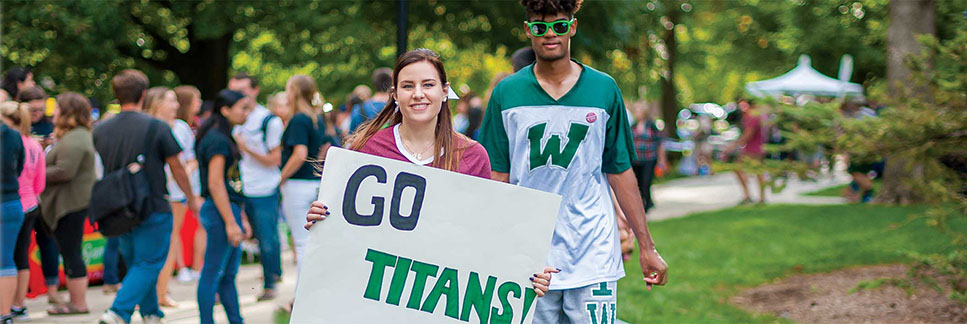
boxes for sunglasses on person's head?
[525,18,576,37]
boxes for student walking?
[145,86,200,307]
[479,1,668,322]
[195,89,252,324]
[174,85,206,281]
[0,101,44,321]
[94,70,198,324]
[40,92,97,316]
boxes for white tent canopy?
[745,55,864,98]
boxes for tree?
[2,0,649,105]
[879,0,935,204]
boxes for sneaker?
[143,314,166,324]
[191,269,201,281]
[1,314,11,324]
[98,310,127,324]
[176,269,193,283]
[257,289,277,302]
[10,306,28,321]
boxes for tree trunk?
[171,33,234,100]
[878,0,935,204]
[660,8,679,138]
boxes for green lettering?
[610,303,616,324]
[406,261,440,310]
[422,268,460,319]
[518,288,537,324]
[363,249,397,301]
[591,282,613,297]
[460,272,497,323]
[386,257,412,306]
[600,302,609,324]
[586,303,598,324]
[490,282,521,324]
[527,122,590,170]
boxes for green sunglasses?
[524,18,576,37]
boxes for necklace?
[401,137,434,160]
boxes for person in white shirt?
[229,73,285,301]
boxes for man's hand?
[639,246,668,291]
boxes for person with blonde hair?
[173,85,206,282]
[145,86,202,307]
[0,101,43,322]
[41,92,97,316]
[279,75,333,277]
[0,113,24,324]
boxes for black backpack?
[89,122,158,237]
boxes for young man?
[228,72,285,300]
[349,68,392,133]
[479,1,668,323]
[95,69,199,324]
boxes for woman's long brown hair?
[53,92,93,138]
[348,48,470,172]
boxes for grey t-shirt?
[93,111,182,214]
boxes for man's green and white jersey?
[480,62,635,289]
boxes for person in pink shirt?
[303,49,557,299]
[721,98,767,204]
[0,101,45,320]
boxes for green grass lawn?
[617,204,964,323]
[275,204,961,323]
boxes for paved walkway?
[24,251,298,324]
[20,169,848,324]
[647,169,850,221]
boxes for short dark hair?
[511,47,536,72]
[372,68,393,93]
[521,0,583,19]
[111,69,149,105]
[16,86,47,102]
[231,72,259,88]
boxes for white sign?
[291,148,561,324]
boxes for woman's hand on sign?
[304,200,330,230]
[530,267,560,297]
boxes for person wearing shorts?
[479,1,668,322]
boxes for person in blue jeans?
[196,89,252,324]
[2,122,25,324]
[229,73,284,301]
[102,237,121,291]
[93,70,199,324]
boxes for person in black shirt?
[195,89,252,324]
[278,74,332,282]
[1,122,24,324]
[94,70,198,324]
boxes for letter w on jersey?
[527,122,590,170]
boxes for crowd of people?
[0,1,673,324]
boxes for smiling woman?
[346,48,490,176]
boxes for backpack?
[88,122,158,237]
[259,114,277,148]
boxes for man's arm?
[607,169,668,288]
[167,155,200,213]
